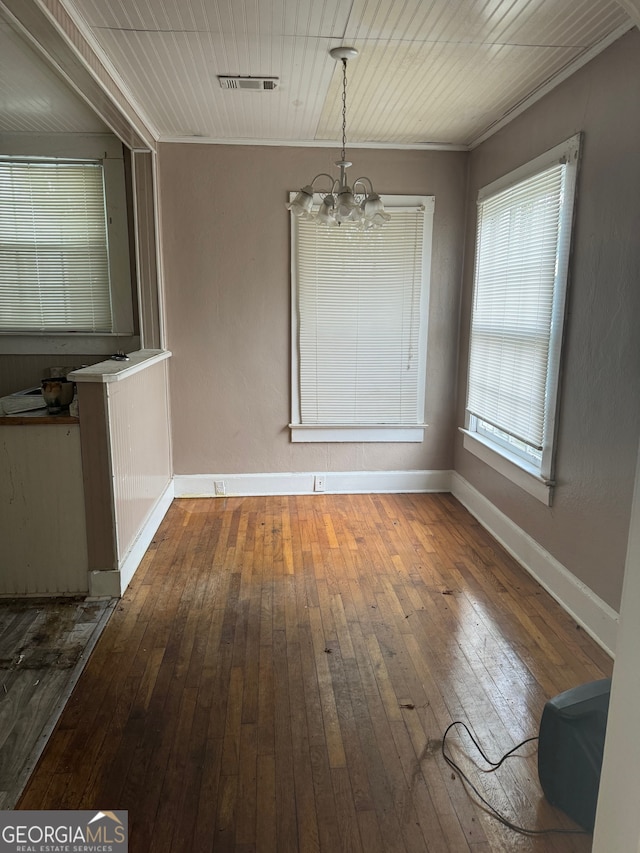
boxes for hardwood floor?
[18,494,612,852]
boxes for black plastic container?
[537,677,611,831]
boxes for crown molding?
[469,22,635,148]
[157,135,470,151]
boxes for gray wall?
[158,144,467,476]
[455,29,640,611]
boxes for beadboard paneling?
[0,424,88,594]
[55,0,633,146]
[106,358,172,564]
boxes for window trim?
[464,134,581,503]
[0,132,136,355]
[290,423,425,443]
[460,427,553,505]
[289,195,434,443]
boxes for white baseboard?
[88,479,175,598]
[451,472,619,656]
[174,469,453,497]
[174,471,451,498]
[118,479,175,594]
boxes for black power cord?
[441,721,588,837]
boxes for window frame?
[462,134,581,504]
[289,194,434,443]
[0,132,136,355]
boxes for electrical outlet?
[314,475,326,492]
[214,480,226,496]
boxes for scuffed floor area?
[0,595,115,807]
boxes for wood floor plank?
[16,494,611,853]
[286,636,321,853]
[255,752,277,853]
[308,605,347,769]
[272,628,298,852]
[192,736,224,852]
[346,623,413,853]
[331,766,364,853]
[356,809,385,853]
[235,722,258,848]
[327,646,374,814]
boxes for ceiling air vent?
[218,76,279,91]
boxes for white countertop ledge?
[68,349,171,383]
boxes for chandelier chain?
[285,46,390,227]
[341,58,347,163]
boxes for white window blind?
[295,206,428,427]
[0,159,112,332]
[467,162,569,452]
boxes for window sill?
[290,424,426,443]
[0,333,140,356]
[460,428,553,506]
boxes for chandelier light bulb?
[361,192,391,224]
[286,185,315,217]
[316,194,338,226]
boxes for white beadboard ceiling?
[0,0,636,147]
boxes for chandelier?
[286,47,391,229]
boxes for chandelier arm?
[353,176,375,195]
[310,173,339,194]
